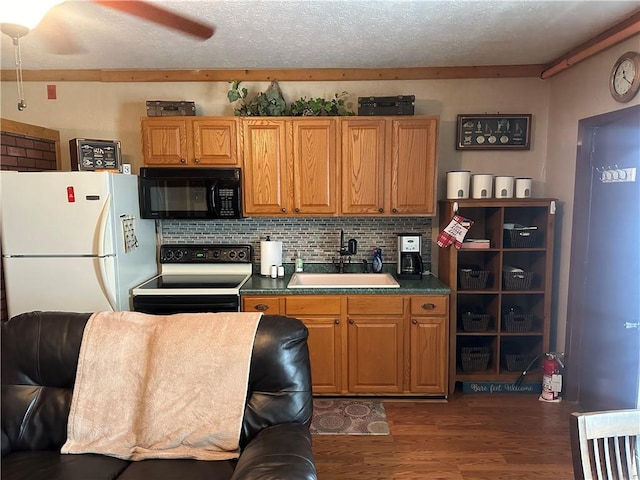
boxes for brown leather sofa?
[1,311,317,480]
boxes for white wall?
[546,35,640,351]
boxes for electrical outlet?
[121,164,131,175]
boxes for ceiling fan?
[1,0,215,110]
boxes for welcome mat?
[310,398,390,435]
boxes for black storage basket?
[504,354,535,372]
[461,313,491,332]
[503,313,535,332]
[460,346,490,372]
[459,270,490,290]
[503,271,534,290]
[504,229,541,248]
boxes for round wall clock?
[610,51,640,103]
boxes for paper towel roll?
[260,240,283,276]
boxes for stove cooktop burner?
[138,274,249,290]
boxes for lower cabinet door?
[300,317,343,394]
[410,317,447,394]
[347,316,404,393]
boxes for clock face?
[613,59,636,95]
[610,52,640,103]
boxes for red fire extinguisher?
[539,352,564,402]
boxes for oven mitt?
[437,215,474,249]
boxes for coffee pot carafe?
[397,233,424,279]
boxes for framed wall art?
[456,114,532,150]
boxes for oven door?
[133,294,240,315]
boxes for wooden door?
[390,118,438,215]
[347,315,404,393]
[341,119,387,214]
[192,119,238,166]
[410,317,447,394]
[566,105,640,410]
[292,119,337,214]
[141,118,189,165]
[242,119,289,215]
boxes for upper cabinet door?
[390,118,438,215]
[292,119,337,215]
[242,119,289,215]
[192,119,238,166]
[341,119,387,214]
[141,118,190,165]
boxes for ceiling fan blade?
[33,4,87,55]
[93,0,215,40]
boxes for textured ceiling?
[1,0,639,71]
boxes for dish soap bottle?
[295,251,304,272]
[372,247,383,273]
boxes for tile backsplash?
[161,217,433,271]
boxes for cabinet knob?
[335,319,340,325]
[254,304,269,311]
[194,158,200,164]
[378,208,384,213]
[180,158,186,164]
[392,208,398,214]
[349,319,355,325]
[412,319,418,324]
[281,208,287,213]
[295,208,300,213]
[421,303,436,310]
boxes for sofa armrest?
[231,423,317,480]
[1,428,10,458]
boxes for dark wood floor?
[312,392,578,480]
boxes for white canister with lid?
[446,170,471,199]
[471,174,493,199]
[515,177,533,198]
[494,176,515,198]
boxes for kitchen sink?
[287,272,400,289]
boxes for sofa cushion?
[116,458,235,480]
[1,451,129,480]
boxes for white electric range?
[132,244,252,314]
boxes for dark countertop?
[240,271,451,296]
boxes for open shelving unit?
[438,199,557,395]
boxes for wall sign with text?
[456,114,532,150]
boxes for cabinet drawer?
[410,295,448,315]
[285,296,341,315]
[243,296,281,314]
[347,296,404,315]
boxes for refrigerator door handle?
[98,256,117,311]
[97,194,111,257]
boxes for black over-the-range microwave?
[139,167,243,219]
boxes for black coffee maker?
[397,233,424,279]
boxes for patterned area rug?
[310,398,390,435]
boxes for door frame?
[564,104,639,403]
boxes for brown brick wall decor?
[0,119,61,321]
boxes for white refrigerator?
[1,171,157,319]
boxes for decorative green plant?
[289,91,353,116]
[227,81,353,117]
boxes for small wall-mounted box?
[146,100,196,117]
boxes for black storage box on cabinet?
[357,95,415,115]
[146,100,196,116]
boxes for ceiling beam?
[0,65,545,83]
[541,10,640,79]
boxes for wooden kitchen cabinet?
[241,118,337,216]
[341,116,438,216]
[346,296,404,393]
[141,117,239,166]
[438,199,556,396]
[409,295,449,394]
[242,292,449,396]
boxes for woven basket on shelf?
[461,313,491,332]
[459,270,490,290]
[460,346,490,372]
[503,271,534,290]
[504,229,541,248]
[504,354,535,372]
[503,313,535,332]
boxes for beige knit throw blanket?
[61,311,262,461]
